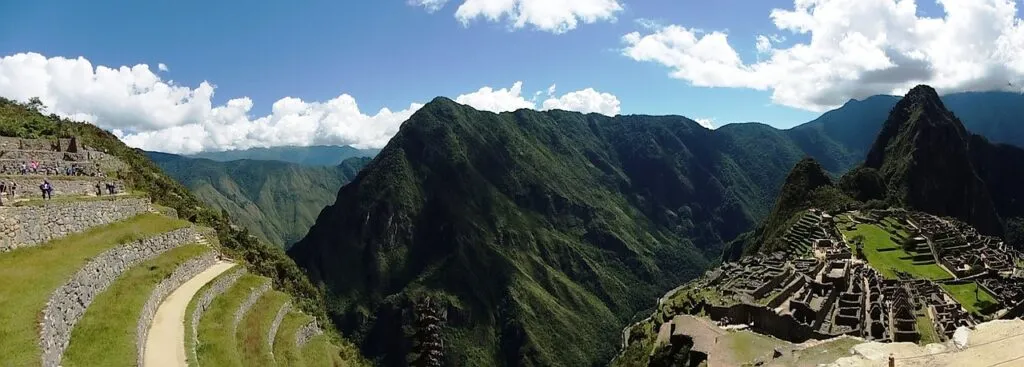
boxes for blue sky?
[0,0,1021,153]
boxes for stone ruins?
[642,208,1024,363]
[0,136,126,199]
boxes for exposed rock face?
[863,85,1002,235]
[268,302,292,353]
[136,250,217,365]
[295,319,324,348]
[189,266,245,361]
[39,226,198,367]
[0,197,150,252]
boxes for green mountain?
[863,85,1002,235]
[735,86,1024,259]
[188,145,379,166]
[286,97,886,366]
[147,152,369,248]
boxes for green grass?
[766,336,860,366]
[273,311,313,367]
[940,283,999,315]
[237,290,290,366]
[0,213,189,366]
[184,265,240,365]
[916,312,940,345]
[63,244,211,366]
[842,223,951,280]
[721,330,791,365]
[300,334,342,367]
[195,273,269,367]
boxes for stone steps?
[61,244,215,366]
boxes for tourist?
[95,181,102,196]
[40,180,52,200]
[10,181,16,198]
[20,162,27,175]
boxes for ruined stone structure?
[39,227,198,367]
[0,197,151,252]
[294,319,324,348]
[0,136,127,176]
[639,208,1024,362]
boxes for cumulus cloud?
[622,0,1024,111]
[157,63,168,72]
[411,0,623,33]
[0,53,620,154]
[456,81,621,115]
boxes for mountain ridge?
[186,144,379,166]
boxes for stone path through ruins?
[143,261,236,367]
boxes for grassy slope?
[148,152,368,248]
[841,223,950,280]
[238,290,291,366]
[184,264,240,365]
[196,274,270,367]
[273,311,313,367]
[0,213,189,366]
[0,97,366,364]
[63,244,210,366]
[940,283,998,314]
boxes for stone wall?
[136,250,217,366]
[190,267,245,362]
[0,177,125,198]
[268,302,291,352]
[295,319,324,348]
[0,197,149,252]
[233,279,271,331]
[39,227,198,367]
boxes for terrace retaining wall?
[136,250,217,366]
[39,226,198,367]
[0,196,149,252]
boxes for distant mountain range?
[138,89,1024,366]
[187,145,379,166]
[147,152,369,248]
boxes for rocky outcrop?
[0,197,150,252]
[39,226,198,367]
[233,279,271,332]
[189,266,245,361]
[295,319,323,348]
[136,250,217,366]
[268,302,292,353]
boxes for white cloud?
[409,0,449,13]
[413,0,623,33]
[0,53,620,154]
[622,0,1024,111]
[694,118,715,129]
[455,81,621,115]
[542,88,620,115]
[157,63,168,72]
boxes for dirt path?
[143,261,236,367]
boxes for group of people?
[2,161,92,177]
[0,181,17,205]
[95,181,117,196]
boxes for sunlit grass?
[195,273,268,366]
[0,213,189,366]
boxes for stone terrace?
[0,137,126,199]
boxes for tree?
[26,97,44,112]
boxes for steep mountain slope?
[864,85,1003,235]
[289,98,862,366]
[148,152,369,247]
[188,145,379,166]
[0,96,365,361]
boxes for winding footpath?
[143,261,236,367]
